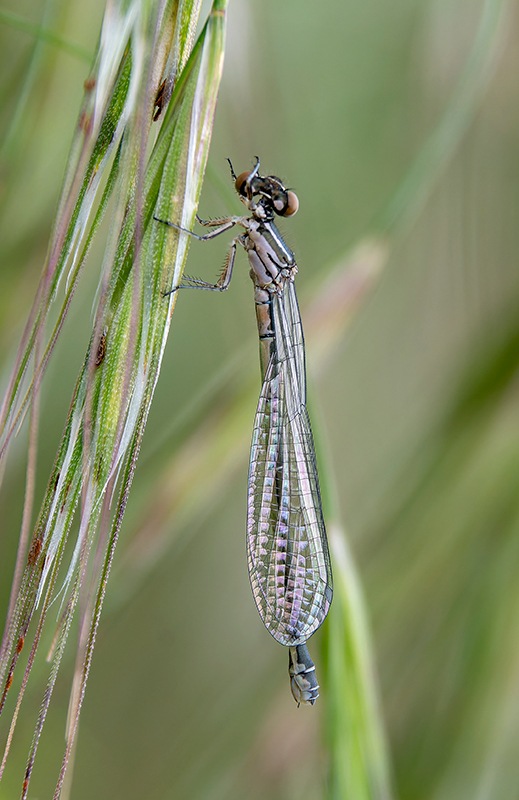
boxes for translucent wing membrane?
[247,287,333,647]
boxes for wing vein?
[247,286,332,647]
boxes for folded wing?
[247,283,333,647]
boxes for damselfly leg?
[153,214,241,294]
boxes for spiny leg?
[163,238,239,296]
[195,214,241,228]
[154,213,242,297]
[153,214,240,241]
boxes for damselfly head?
[234,168,299,219]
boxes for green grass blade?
[0,1,227,795]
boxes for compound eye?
[282,190,299,217]
[234,170,252,196]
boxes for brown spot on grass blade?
[27,537,42,566]
[153,79,167,121]
[95,332,107,366]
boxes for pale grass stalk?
[0,1,227,796]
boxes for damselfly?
[155,158,333,705]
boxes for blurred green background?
[1,0,519,798]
